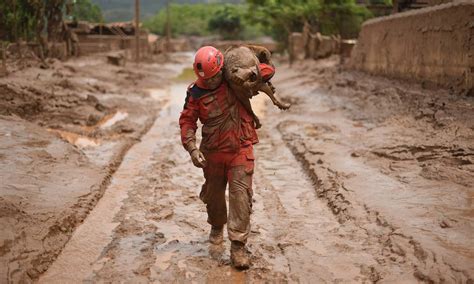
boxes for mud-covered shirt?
[179,81,258,153]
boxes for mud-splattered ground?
[276,57,474,282]
[0,52,189,282]
[40,67,401,283]
[4,52,474,283]
[38,56,472,282]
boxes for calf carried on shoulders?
[223,45,290,129]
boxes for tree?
[246,0,372,45]
[208,5,243,40]
[70,0,104,23]
[246,0,321,45]
[318,0,372,38]
[144,4,221,37]
[0,0,39,42]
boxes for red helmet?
[193,46,224,80]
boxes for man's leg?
[227,166,253,242]
[227,147,254,269]
[200,153,229,244]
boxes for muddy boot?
[209,225,224,245]
[230,241,250,269]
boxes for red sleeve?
[179,90,199,153]
[259,63,275,82]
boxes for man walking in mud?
[179,46,263,269]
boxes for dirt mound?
[0,83,109,127]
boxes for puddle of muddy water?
[150,52,194,75]
[47,109,131,148]
[148,84,190,118]
[149,89,167,101]
[48,129,100,147]
[99,111,128,129]
[174,68,195,82]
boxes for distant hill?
[92,0,244,23]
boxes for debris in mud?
[107,54,126,66]
[359,265,381,282]
[439,219,454,229]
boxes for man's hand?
[190,149,207,168]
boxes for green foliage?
[144,4,221,37]
[208,5,243,40]
[0,0,49,41]
[0,0,104,42]
[71,0,104,23]
[246,0,321,43]
[91,0,245,22]
[369,0,392,5]
[143,3,263,39]
[246,0,373,44]
[319,0,373,38]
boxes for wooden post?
[1,42,7,76]
[100,20,103,52]
[13,1,18,42]
[392,0,399,14]
[166,0,171,52]
[135,0,140,63]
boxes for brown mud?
[4,52,474,283]
[39,55,472,282]
[0,52,189,283]
[40,70,403,283]
[277,57,473,282]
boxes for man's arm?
[179,91,199,153]
[179,90,208,168]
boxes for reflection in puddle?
[174,68,195,82]
[149,88,168,101]
[149,84,189,117]
[48,129,100,147]
[48,110,129,148]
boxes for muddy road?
[0,52,185,282]
[35,55,473,282]
[39,64,393,283]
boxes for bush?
[319,1,373,38]
[0,0,104,42]
[143,3,264,40]
[70,0,104,23]
[208,5,243,40]
[246,0,373,46]
[144,4,221,37]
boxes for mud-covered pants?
[200,145,254,243]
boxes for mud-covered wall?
[351,1,473,93]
